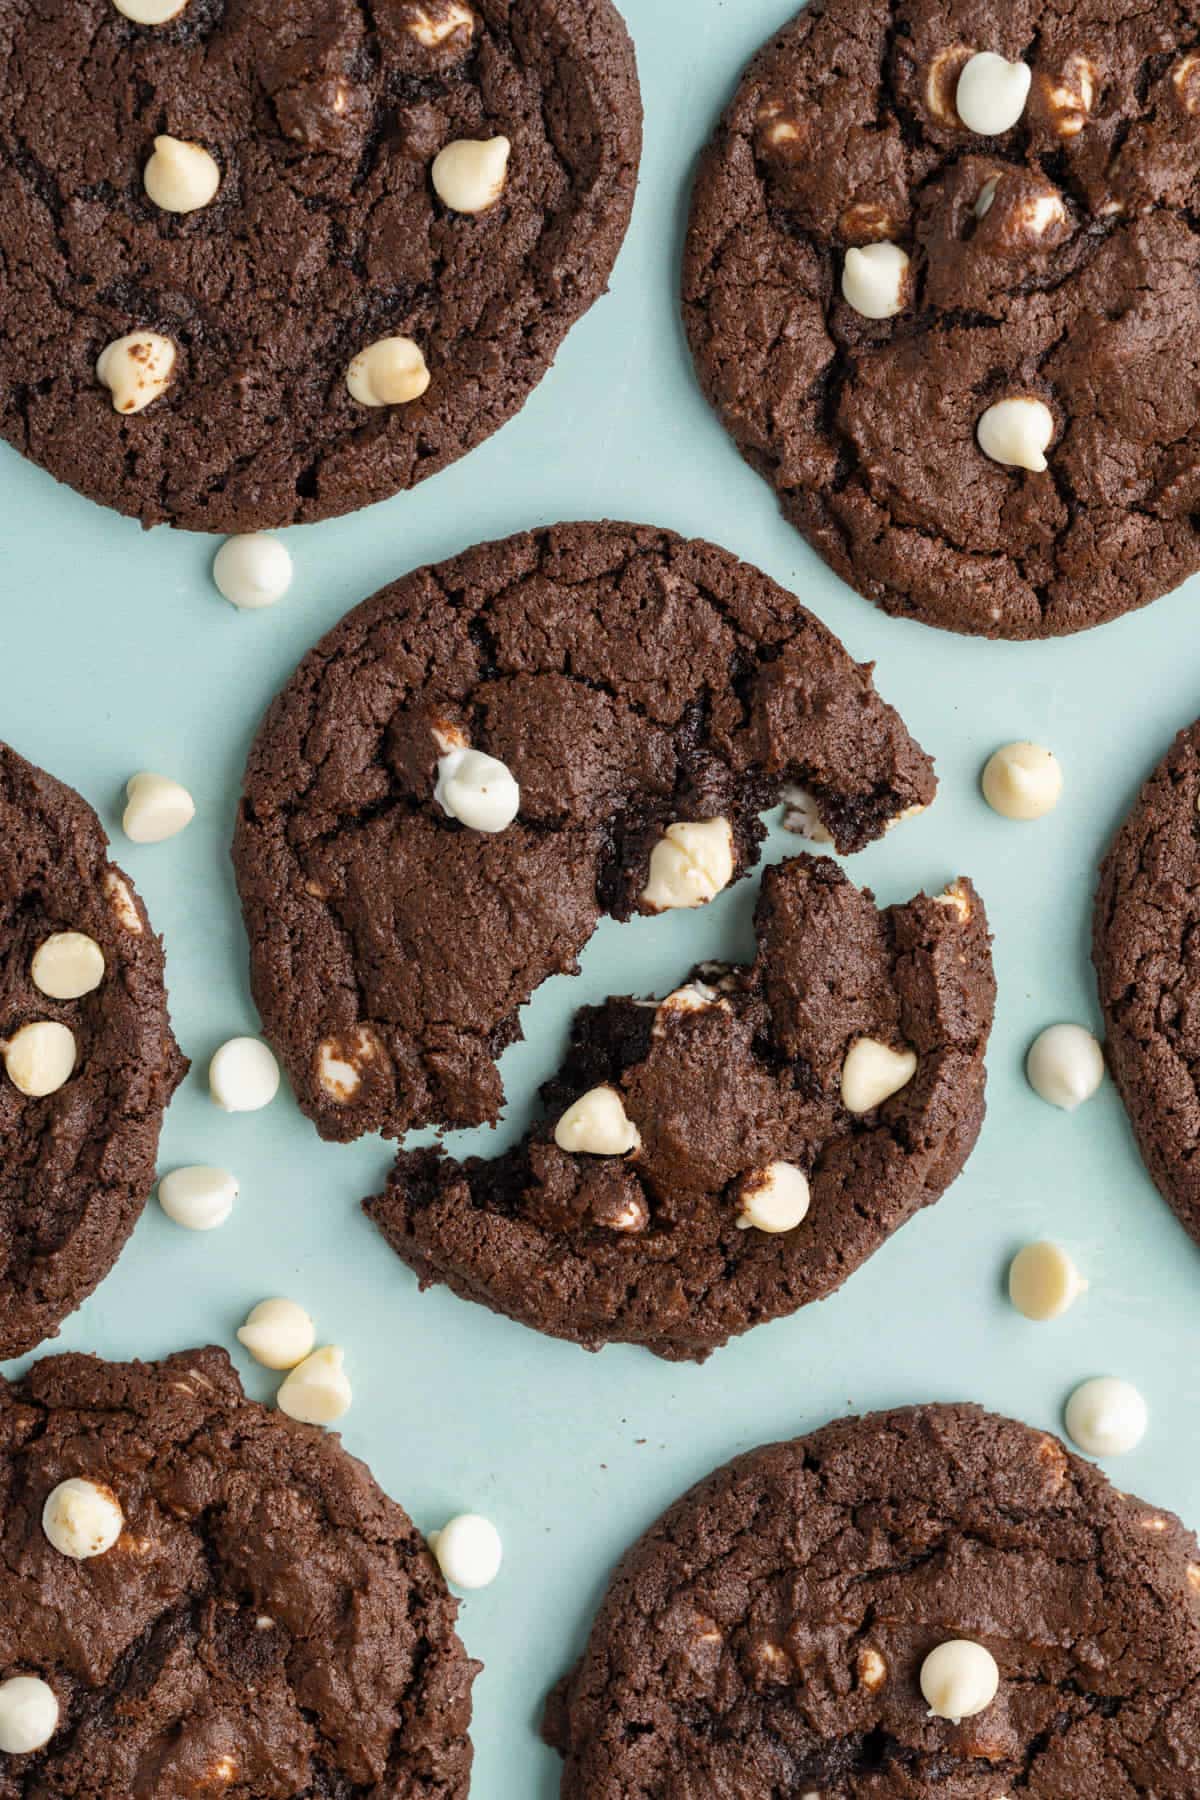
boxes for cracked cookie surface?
[684,0,1200,639]
[0,1347,477,1797]
[232,521,938,1145]
[546,1403,1200,1795]
[0,742,187,1361]
[0,0,640,531]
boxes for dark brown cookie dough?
[233,521,938,1145]
[0,743,187,1361]
[546,1404,1200,1795]
[0,1347,477,1796]
[684,0,1200,639]
[0,0,640,531]
[366,856,994,1360]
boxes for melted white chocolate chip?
[97,331,176,415]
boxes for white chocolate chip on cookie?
[405,1,476,48]
[277,1347,352,1425]
[1174,50,1200,114]
[977,397,1055,472]
[956,52,1032,136]
[925,44,975,125]
[31,931,105,1000]
[42,1478,124,1560]
[317,1026,382,1101]
[3,1021,77,1097]
[143,136,220,213]
[736,1162,811,1234]
[841,1037,917,1114]
[97,331,176,414]
[642,819,734,912]
[1038,52,1098,135]
[841,242,910,319]
[554,1085,641,1157]
[113,0,189,20]
[920,1640,1000,1721]
[346,336,430,407]
[432,136,511,213]
[434,747,520,832]
[0,1677,59,1756]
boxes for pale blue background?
[1,2,1197,1790]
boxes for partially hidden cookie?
[233,522,938,1145]
[0,0,640,531]
[684,0,1200,639]
[1,742,187,1361]
[366,858,994,1360]
[0,1347,477,1794]
[546,1404,1200,1794]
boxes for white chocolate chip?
[1025,1023,1104,1110]
[841,242,910,320]
[96,331,176,415]
[1065,1377,1147,1456]
[933,881,972,923]
[920,1640,1000,1721]
[642,819,735,912]
[158,1165,238,1231]
[346,336,430,407]
[213,534,293,610]
[317,1026,381,1101]
[840,1038,917,1114]
[736,1162,811,1234]
[432,136,511,213]
[434,747,520,833]
[0,1678,59,1756]
[276,1347,352,1425]
[956,52,1032,136]
[42,1478,124,1560]
[975,175,1001,218]
[554,1085,641,1157]
[839,201,897,241]
[652,981,724,1035]
[982,741,1062,819]
[122,772,195,844]
[113,0,189,18]
[104,871,143,933]
[237,1298,316,1370]
[209,1037,280,1112]
[31,932,105,1000]
[1008,1242,1087,1320]
[406,1,475,47]
[1173,51,1200,115]
[857,1648,887,1691]
[781,786,834,844]
[3,1021,77,1097]
[977,397,1054,472]
[143,135,220,213]
[430,1513,503,1589]
[925,44,975,125]
[1042,53,1098,134]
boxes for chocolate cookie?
[366,857,994,1360]
[233,521,938,1145]
[546,1404,1200,1794]
[684,0,1200,639]
[0,0,639,532]
[1,743,187,1361]
[1094,718,1200,1248]
[0,1347,477,1794]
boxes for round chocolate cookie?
[367,858,994,1360]
[0,0,640,532]
[546,1404,1200,1794]
[233,521,939,1145]
[0,1347,477,1794]
[684,0,1200,639]
[1,743,187,1361]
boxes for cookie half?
[684,0,1200,639]
[233,522,938,1144]
[0,743,187,1360]
[546,1404,1200,1794]
[366,858,994,1360]
[0,1348,476,1793]
[0,0,640,531]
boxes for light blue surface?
[1,1,1197,1789]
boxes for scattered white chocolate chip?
[652,981,724,1035]
[1065,1377,1148,1457]
[840,1037,917,1114]
[143,135,220,213]
[31,931,105,1000]
[430,1513,503,1589]
[858,1647,888,1691]
[975,175,1001,218]
[920,1640,1000,1721]
[736,1162,811,1234]
[42,1478,124,1560]
[104,871,143,933]
[956,52,1032,136]
[209,1037,280,1113]
[780,786,833,844]
[406,1,475,47]
[213,534,293,611]
[1173,51,1200,115]
[122,772,195,844]
[3,1021,77,1097]
[1026,1023,1104,1110]
[925,44,974,125]
[841,242,910,320]
[276,1347,352,1425]
[237,1298,316,1370]
[977,397,1054,472]
[432,136,511,213]
[158,1165,238,1231]
[96,331,176,415]
[840,200,896,240]
[434,747,520,833]
[316,1026,380,1101]
[554,1085,641,1157]
[981,742,1062,820]
[1042,53,1098,134]
[933,881,972,923]
[1008,1241,1087,1320]
[113,0,189,18]
[346,336,430,407]
[0,1677,59,1756]
[642,818,735,912]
